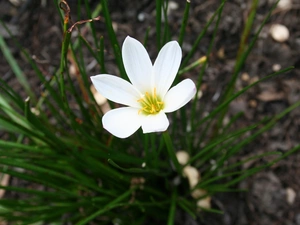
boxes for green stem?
[217,0,279,131]
[59,30,70,101]
[101,0,126,79]
[178,0,190,46]
[167,190,177,225]
[188,0,225,149]
[181,1,225,68]
[76,188,134,225]
[156,0,162,49]
[163,132,182,174]
[144,133,150,167]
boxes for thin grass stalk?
[167,190,177,225]
[156,0,162,49]
[143,26,151,46]
[163,132,182,174]
[181,1,226,68]
[0,34,34,99]
[208,100,300,178]
[99,36,107,73]
[84,0,101,50]
[101,0,126,79]
[178,0,190,46]
[75,188,134,225]
[162,0,171,44]
[188,0,225,150]
[217,0,280,129]
[187,124,257,166]
[224,151,281,172]
[195,66,293,128]
[74,37,108,119]
[59,5,71,101]
[177,199,196,219]
[0,79,24,109]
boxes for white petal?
[141,111,169,133]
[163,79,196,113]
[102,107,142,138]
[122,36,153,93]
[153,41,182,97]
[91,74,141,108]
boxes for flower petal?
[153,41,182,97]
[91,74,141,108]
[122,36,153,93]
[141,111,169,133]
[163,79,196,113]
[102,107,142,138]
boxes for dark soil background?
[1,0,300,224]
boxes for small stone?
[249,99,257,108]
[217,47,225,59]
[161,1,178,21]
[183,165,200,188]
[137,13,145,22]
[286,187,296,205]
[272,64,281,72]
[270,24,289,43]
[277,0,292,11]
[191,188,207,199]
[197,90,203,99]
[176,151,190,165]
[90,85,107,105]
[93,92,107,106]
[168,1,179,10]
[222,116,230,126]
[197,196,211,209]
[0,174,10,199]
[69,64,77,77]
[241,72,250,82]
[112,22,118,32]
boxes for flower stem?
[167,189,177,225]
[155,0,162,49]
[178,0,190,47]
[163,132,182,175]
[144,133,150,167]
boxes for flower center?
[137,88,164,115]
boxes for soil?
[0,0,300,224]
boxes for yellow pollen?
[137,88,164,115]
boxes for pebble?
[272,64,281,72]
[197,90,203,99]
[249,99,257,108]
[197,196,211,209]
[137,13,147,22]
[241,72,250,82]
[269,24,289,42]
[176,151,190,165]
[286,187,296,205]
[90,85,107,105]
[183,165,200,188]
[277,0,292,10]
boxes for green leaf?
[0,32,33,98]
[75,188,133,225]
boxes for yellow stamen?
[137,88,164,115]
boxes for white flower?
[91,36,196,138]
